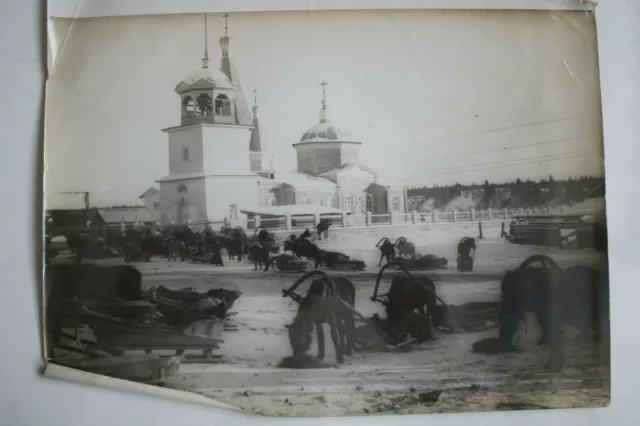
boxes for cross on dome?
[319,80,328,123]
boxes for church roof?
[318,164,378,182]
[271,171,337,191]
[295,122,361,145]
[138,187,159,199]
[176,67,235,91]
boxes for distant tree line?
[407,176,605,210]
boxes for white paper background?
[2,0,639,424]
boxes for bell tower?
[156,13,259,226]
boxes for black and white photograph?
[43,7,610,417]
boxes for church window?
[177,184,188,193]
[365,193,373,212]
[343,194,352,212]
[301,133,309,141]
[215,94,232,116]
[182,147,189,162]
[393,196,401,212]
[153,202,160,209]
[309,132,317,139]
[326,128,339,140]
[318,132,327,139]
[196,94,212,116]
[182,96,196,116]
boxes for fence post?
[412,210,418,224]
[366,212,372,226]
[314,212,321,227]
[285,213,292,231]
[471,209,475,221]
[254,215,261,229]
[389,212,394,225]
[432,211,437,223]
[478,221,484,239]
[520,207,525,215]
[453,210,457,222]
[503,208,508,219]
[488,209,493,221]
[341,212,347,228]
[533,207,538,214]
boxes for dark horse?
[385,274,437,323]
[316,218,332,241]
[475,254,609,372]
[375,237,396,266]
[284,235,322,268]
[284,274,356,363]
[246,242,271,271]
[222,226,247,262]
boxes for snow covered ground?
[98,223,609,416]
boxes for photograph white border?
[4,0,640,424]
[48,0,593,19]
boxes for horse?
[384,274,437,325]
[376,237,396,266]
[223,226,247,262]
[285,276,356,363]
[166,238,187,262]
[284,237,322,268]
[316,218,332,241]
[394,237,416,258]
[246,242,271,271]
[480,254,609,371]
[253,227,280,254]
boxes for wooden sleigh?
[50,296,227,365]
[372,261,500,335]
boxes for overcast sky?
[46,10,603,207]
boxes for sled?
[262,253,309,273]
[319,251,367,271]
[372,261,495,335]
[80,305,226,363]
[387,255,448,271]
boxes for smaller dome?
[297,122,360,144]
[178,67,235,90]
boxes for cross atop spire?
[320,80,328,108]
[319,81,328,123]
[223,12,230,35]
[202,13,209,69]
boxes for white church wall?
[204,176,260,221]
[167,127,205,175]
[158,178,208,224]
[201,125,253,175]
[339,143,361,166]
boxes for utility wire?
[395,134,590,168]
[400,151,598,182]
[408,111,594,146]
[401,149,595,176]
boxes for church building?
[154,14,406,227]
